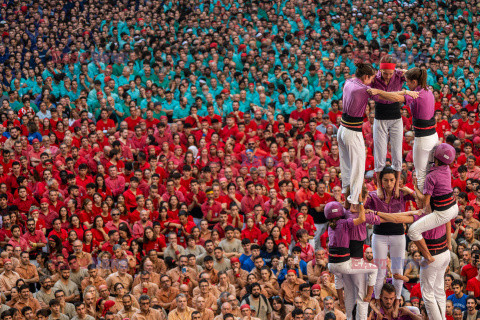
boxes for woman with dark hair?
[260,237,279,266]
[270,296,293,320]
[47,235,68,263]
[69,214,85,240]
[368,67,437,193]
[95,174,112,199]
[365,166,415,303]
[90,215,110,244]
[142,226,166,255]
[337,63,377,209]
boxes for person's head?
[405,67,427,90]
[452,279,463,295]
[380,166,396,193]
[466,296,477,312]
[176,294,188,310]
[379,55,396,82]
[453,307,463,320]
[379,284,396,310]
[139,295,151,312]
[292,308,304,320]
[354,63,376,85]
[251,283,261,298]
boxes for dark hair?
[354,63,376,78]
[405,67,427,89]
[379,166,396,180]
[380,283,396,295]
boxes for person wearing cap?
[324,197,378,317]
[239,304,261,320]
[226,257,248,297]
[279,269,305,305]
[337,63,376,210]
[368,67,437,194]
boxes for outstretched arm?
[367,88,419,103]
[375,210,420,224]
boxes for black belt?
[328,247,350,263]
[375,102,401,120]
[349,240,364,259]
[341,114,363,132]
[413,117,436,137]
[431,192,456,211]
[426,234,448,256]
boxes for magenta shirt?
[345,210,380,241]
[424,165,453,197]
[404,87,435,120]
[328,217,354,249]
[342,78,372,117]
[371,70,405,104]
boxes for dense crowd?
[0,0,479,319]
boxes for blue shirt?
[447,293,467,312]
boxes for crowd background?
[0,0,479,319]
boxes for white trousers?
[329,258,378,289]
[408,205,458,242]
[314,223,328,250]
[338,126,366,204]
[420,250,450,320]
[413,133,438,192]
[342,272,369,320]
[371,234,406,299]
[373,119,404,172]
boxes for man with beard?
[118,294,139,320]
[54,290,76,318]
[16,251,39,292]
[368,284,421,320]
[52,265,80,303]
[156,274,179,312]
[72,302,95,320]
[83,292,97,318]
[35,276,55,308]
[241,283,271,320]
[81,264,107,291]
[13,284,41,311]
[22,218,47,258]
[226,257,248,297]
[168,294,194,320]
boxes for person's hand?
[367,88,380,95]
[405,90,419,99]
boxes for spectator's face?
[454,309,463,320]
[453,284,462,295]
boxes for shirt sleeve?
[423,174,435,196]
[404,94,415,106]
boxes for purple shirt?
[345,211,380,241]
[365,191,416,235]
[328,217,354,248]
[371,70,405,104]
[404,87,435,120]
[424,165,453,197]
[342,78,372,117]
[413,213,445,240]
[365,191,415,213]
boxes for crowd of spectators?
[0,0,480,319]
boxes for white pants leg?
[342,273,355,320]
[350,259,369,320]
[328,259,378,287]
[420,250,450,320]
[408,205,459,241]
[338,126,366,204]
[413,133,439,192]
[314,223,328,250]
[372,234,406,299]
[373,119,403,172]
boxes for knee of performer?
[407,227,422,242]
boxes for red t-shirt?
[461,263,478,282]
